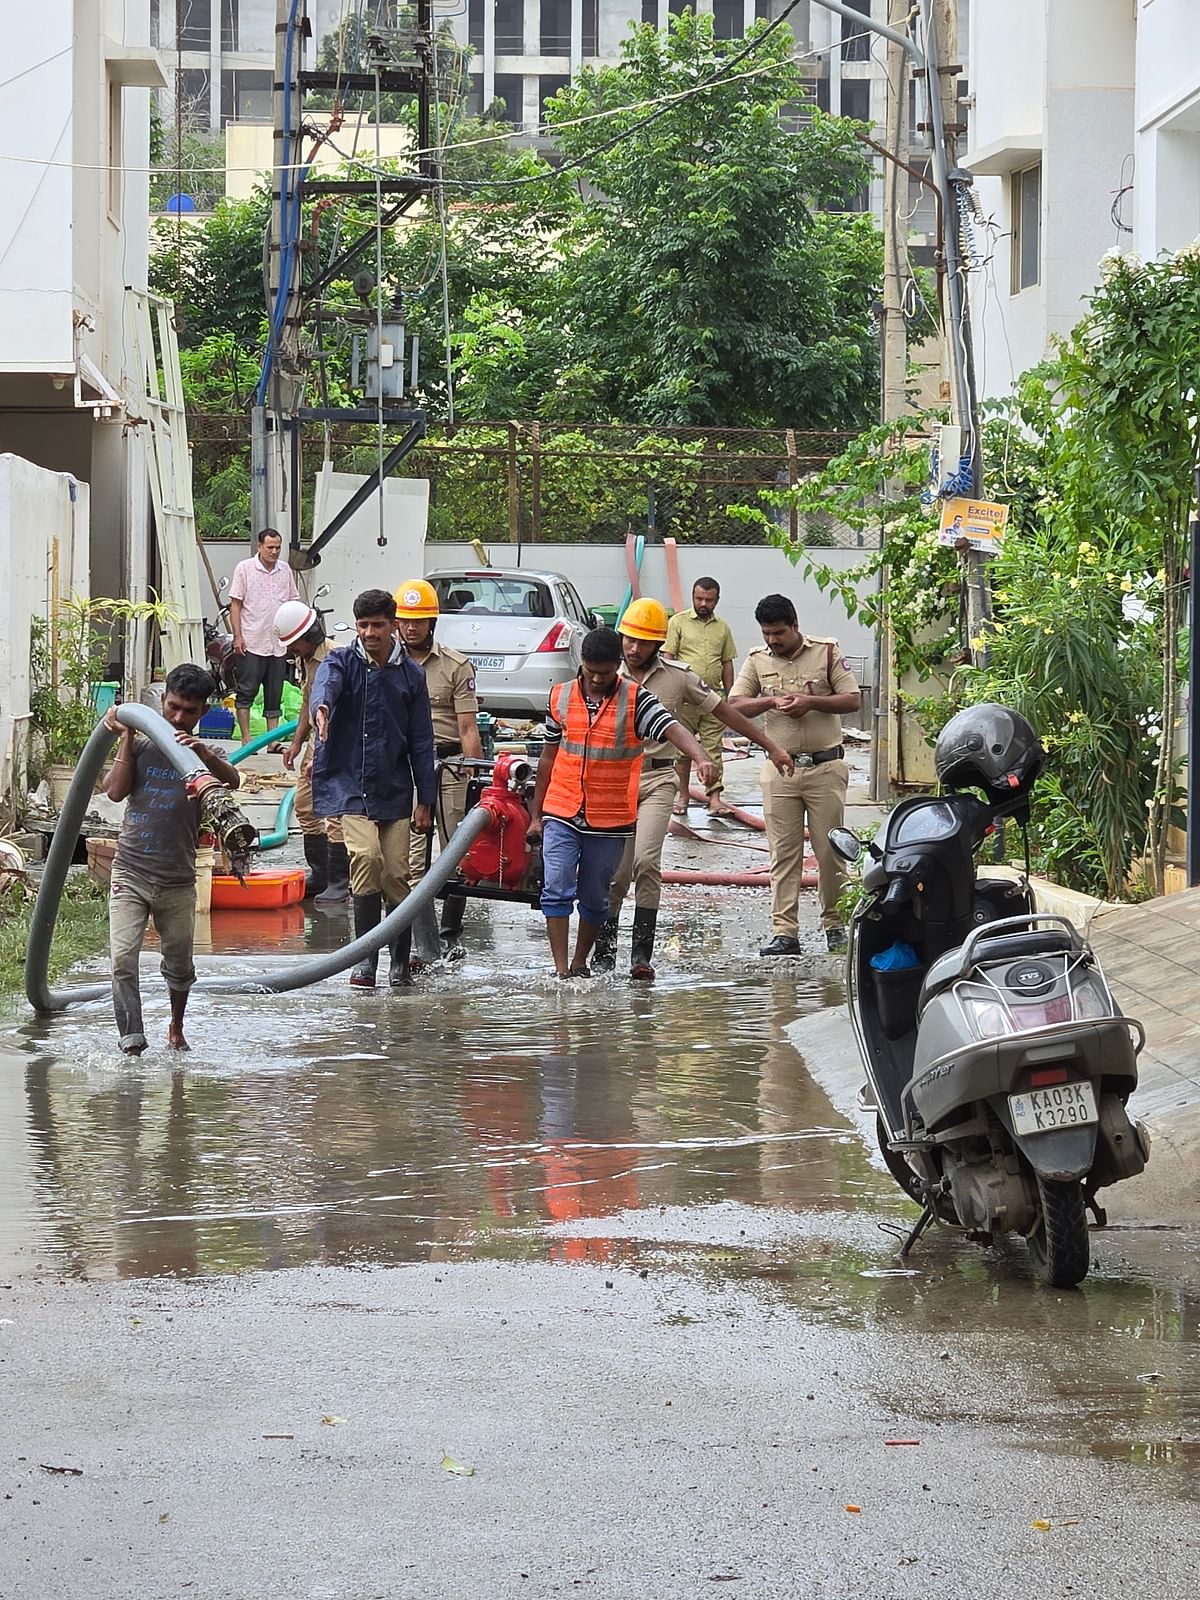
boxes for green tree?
[535,14,882,426]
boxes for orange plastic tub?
[210,868,307,910]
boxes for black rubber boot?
[315,841,351,907]
[592,916,619,972]
[440,892,467,961]
[302,833,329,898]
[350,893,383,988]
[389,923,414,988]
[630,908,658,981]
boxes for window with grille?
[583,0,599,55]
[177,0,211,52]
[840,0,871,62]
[495,0,524,53]
[713,0,741,40]
[1011,161,1041,292]
[540,0,571,54]
[492,73,524,123]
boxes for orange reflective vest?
[544,677,643,829]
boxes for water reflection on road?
[3,897,1200,1484]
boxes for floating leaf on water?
[1136,1372,1163,1384]
[441,1451,475,1477]
[321,1414,348,1426]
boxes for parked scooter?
[831,704,1149,1287]
[203,575,237,695]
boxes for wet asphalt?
[0,762,1197,1598]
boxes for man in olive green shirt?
[666,578,737,815]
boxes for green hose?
[228,718,300,850]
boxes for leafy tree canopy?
[158,14,882,431]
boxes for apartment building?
[156,2,896,180]
[963,0,1138,402]
[1133,0,1200,260]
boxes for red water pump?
[460,754,533,890]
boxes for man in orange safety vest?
[526,626,715,978]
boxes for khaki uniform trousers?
[677,701,725,796]
[294,751,343,844]
[608,765,678,912]
[341,814,412,902]
[761,757,849,935]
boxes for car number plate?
[470,655,505,669]
[1008,1081,1098,1135]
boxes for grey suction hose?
[25,705,492,1013]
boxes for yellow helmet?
[394,578,439,619]
[618,596,669,642]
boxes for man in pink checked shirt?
[228,528,300,746]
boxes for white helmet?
[274,599,318,648]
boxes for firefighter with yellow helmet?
[597,598,795,979]
[393,579,483,964]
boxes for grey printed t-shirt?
[112,739,200,886]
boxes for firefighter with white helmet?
[596,598,794,979]
[393,579,483,964]
[273,599,349,904]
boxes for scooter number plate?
[1008,1081,1098,1135]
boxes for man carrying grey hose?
[103,664,239,1054]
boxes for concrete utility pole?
[253,0,309,545]
[870,0,913,801]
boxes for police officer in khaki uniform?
[729,593,860,956]
[393,579,483,966]
[666,577,738,815]
[275,600,349,904]
[594,598,794,979]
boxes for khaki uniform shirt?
[413,639,479,746]
[299,641,329,719]
[665,609,737,693]
[731,637,859,754]
[623,654,720,762]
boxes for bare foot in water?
[121,1040,147,1056]
[166,1026,190,1051]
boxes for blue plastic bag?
[870,941,920,972]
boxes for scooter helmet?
[394,578,439,619]
[273,600,319,649]
[934,703,1045,803]
[618,597,669,642]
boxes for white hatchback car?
[427,567,603,717]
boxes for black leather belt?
[436,741,463,758]
[647,757,677,770]
[787,745,844,767]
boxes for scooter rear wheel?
[1026,1176,1090,1288]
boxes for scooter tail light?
[1030,1067,1070,1088]
[535,622,571,653]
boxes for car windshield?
[432,576,555,619]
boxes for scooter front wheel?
[1026,1176,1090,1288]
[876,1115,924,1204]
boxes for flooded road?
[2,889,1199,1598]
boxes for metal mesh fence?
[187,418,882,549]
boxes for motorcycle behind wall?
[832,704,1150,1287]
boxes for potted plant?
[28,595,175,810]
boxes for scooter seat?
[918,929,1077,1015]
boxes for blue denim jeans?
[540,818,627,924]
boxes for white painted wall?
[200,537,880,681]
[0,455,91,819]
[0,5,76,374]
[966,0,1134,402]
[1134,0,1200,259]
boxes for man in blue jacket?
[311,588,435,989]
